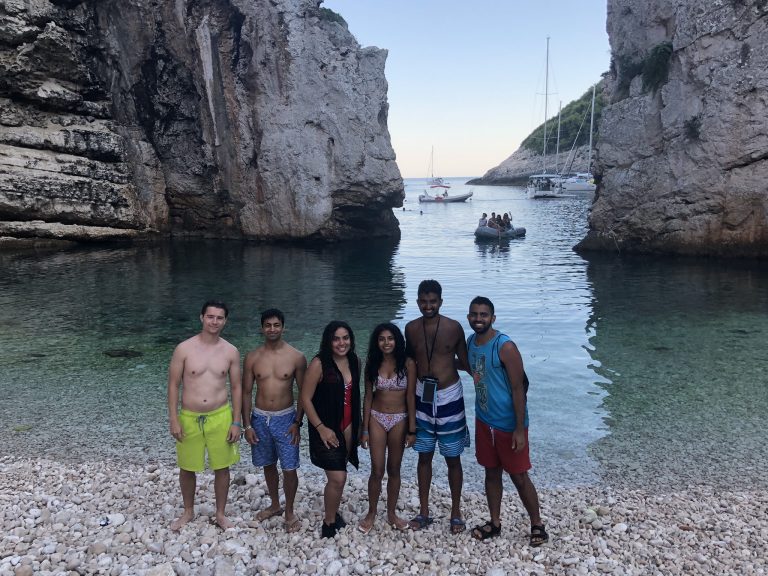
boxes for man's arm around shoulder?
[167,344,186,441]
[227,343,242,443]
[500,340,527,451]
[451,318,470,373]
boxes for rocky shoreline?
[1,456,765,576]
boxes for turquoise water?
[2,177,767,490]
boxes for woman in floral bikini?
[358,323,416,533]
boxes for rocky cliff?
[0,0,402,244]
[578,0,768,256]
[468,145,593,186]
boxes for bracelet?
[314,422,323,429]
[293,419,303,428]
[407,431,416,435]
[232,421,242,428]
[361,430,369,436]
[244,425,253,431]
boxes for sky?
[321,0,611,178]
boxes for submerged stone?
[103,349,143,358]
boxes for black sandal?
[321,521,337,538]
[530,524,549,547]
[471,520,501,541]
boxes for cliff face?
[0,0,403,243]
[579,0,768,256]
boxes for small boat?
[418,189,474,203]
[557,84,598,193]
[558,172,596,192]
[526,173,564,199]
[474,225,526,239]
[427,176,449,188]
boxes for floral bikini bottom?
[370,409,407,432]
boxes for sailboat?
[527,37,565,200]
[426,146,450,189]
[419,146,473,202]
[559,84,597,192]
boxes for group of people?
[478,212,514,231]
[167,280,548,547]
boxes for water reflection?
[473,238,512,257]
[0,240,405,462]
[585,254,768,490]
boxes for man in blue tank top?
[466,296,548,546]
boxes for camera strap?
[422,315,441,375]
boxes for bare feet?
[214,514,235,530]
[171,510,194,531]
[387,514,409,531]
[358,513,375,534]
[285,514,302,533]
[256,505,284,522]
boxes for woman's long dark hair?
[317,320,356,367]
[365,322,407,384]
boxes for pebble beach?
[2,456,766,576]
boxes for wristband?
[232,421,242,428]
[361,430,369,436]
[407,431,416,435]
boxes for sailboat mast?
[430,145,434,178]
[543,37,549,173]
[555,101,562,175]
[588,84,596,172]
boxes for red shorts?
[475,419,531,474]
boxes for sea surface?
[2,177,767,491]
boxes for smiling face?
[200,305,227,335]
[467,303,495,335]
[377,329,396,355]
[261,316,284,342]
[331,327,351,357]
[417,291,442,319]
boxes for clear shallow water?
[2,177,767,491]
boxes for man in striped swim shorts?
[242,309,307,533]
[405,280,470,534]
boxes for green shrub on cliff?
[521,82,604,155]
[614,55,643,100]
[319,7,347,27]
[642,41,673,93]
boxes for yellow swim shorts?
[176,404,240,472]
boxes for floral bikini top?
[375,373,407,391]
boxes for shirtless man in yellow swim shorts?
[168,300,242,530]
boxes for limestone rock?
[0,0,402,243]
[578,0,768,256]
[469,145,592,186]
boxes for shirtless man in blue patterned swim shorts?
[242,309,307,533]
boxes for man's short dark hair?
[418,279,442,297]
[201,300,229,318]
[261,308,285,326]
[470,296,494,315]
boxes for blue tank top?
[467,332,528,432]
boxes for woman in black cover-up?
[300,320,361,538]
